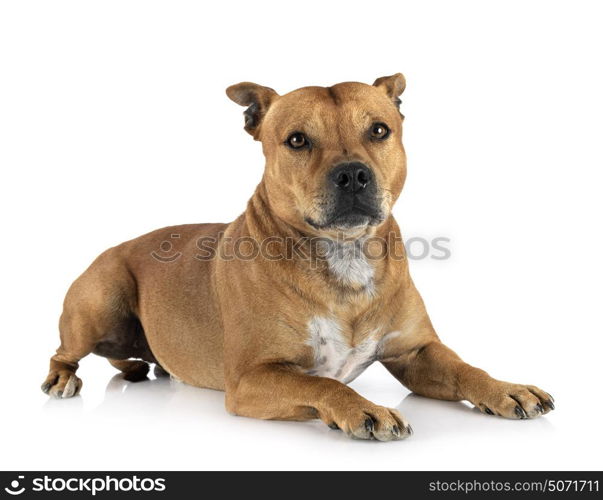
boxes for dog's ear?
[226,82,279,139]
[373,73,406,109]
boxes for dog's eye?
[370,122,390,140]
[286,132,308,149]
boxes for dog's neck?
[245,182,401,294]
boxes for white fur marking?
[306,317,383,383]
[320,239,374,291]
[62,375,77,398]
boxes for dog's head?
[227,74,407,237]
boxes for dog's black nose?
[330,162,373,193]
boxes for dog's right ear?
[226,82,279,140]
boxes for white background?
[1,0,602,471]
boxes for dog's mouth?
[305,201,384,230]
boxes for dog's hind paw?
[41,371,82,398]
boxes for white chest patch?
[321,239,374,292]
[305,316,381,384]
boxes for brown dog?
[42,74,554,440]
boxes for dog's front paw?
[474,382,554,419]
[322,404,412,441]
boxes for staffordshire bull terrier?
[42,74,554,440]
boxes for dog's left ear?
[373,73,406,109]
[226,82,279,140]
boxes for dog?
[42,74,554,440]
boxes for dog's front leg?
[226,363,412,441]
[383,340,555,419]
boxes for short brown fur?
[42,74,553,440]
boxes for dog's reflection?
[395,393,554,441]
[44,375,554,441]
[43,392,84,411]
[96,373,226,418]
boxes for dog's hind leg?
[108,359,150,382]
[41,309,96,398]
[42,249,138,398]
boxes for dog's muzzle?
[307,162,384,230]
